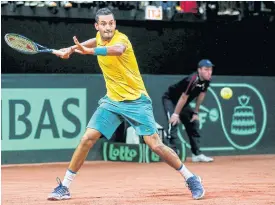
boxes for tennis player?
[48,8,205,201]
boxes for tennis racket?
[4,33,61,55]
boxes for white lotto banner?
[145,6,163,20]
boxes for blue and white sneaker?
[186,175,205,200]
[47,177,71,200]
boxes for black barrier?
[2,74,275,164]
[1,17,275,76]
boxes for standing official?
[162,59,214,162]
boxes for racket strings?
[5,34,37,53]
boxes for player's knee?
[150,143,164,154]
[80,130,101,147]
[80,135,94,147]
[144,133,163,152]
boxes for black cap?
[198,59,214,68]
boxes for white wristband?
[172,113,179,117]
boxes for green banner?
[103,142,144,163]
[1,74,275,164]
[102,142,186,163]
[1,88,87,151]
[177,83,267,151]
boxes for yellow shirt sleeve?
[111,33,129,49]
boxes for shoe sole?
[194,189,205,200]
[47,195,71,201]
[194,176,205,200]
[192,159,214,163]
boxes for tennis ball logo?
[220,87,233,100]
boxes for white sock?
[62,169,76,188]
[177,164,194,180]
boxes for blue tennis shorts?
[87,94,158,139]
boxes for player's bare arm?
[170,93,188,125]
[69,38,97,52]
[105,43,126,56]
[73,36,125,56]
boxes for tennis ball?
[220,87,233,100]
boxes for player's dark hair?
[95,8,114,23]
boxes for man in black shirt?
[162,59,214,162]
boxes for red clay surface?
[2,155,275,205]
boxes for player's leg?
[122,94,205,200]
[47,128,101,201]
[143,133,205,200]
[161,95,181,151]
[68,128,101,173]
[48,106,122,201]
[180,106,213,162]
[143,133,182,170]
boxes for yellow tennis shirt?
[96,30,148,101]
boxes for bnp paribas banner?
[1,74,274,157]
[1,88,87,151]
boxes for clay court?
[2,155,275,205]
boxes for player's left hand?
[190,113,199,122]
[73,36,93,55]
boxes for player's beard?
[101,31,114,41]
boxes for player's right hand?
[53,47,73,59]
[60,47,74,59]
